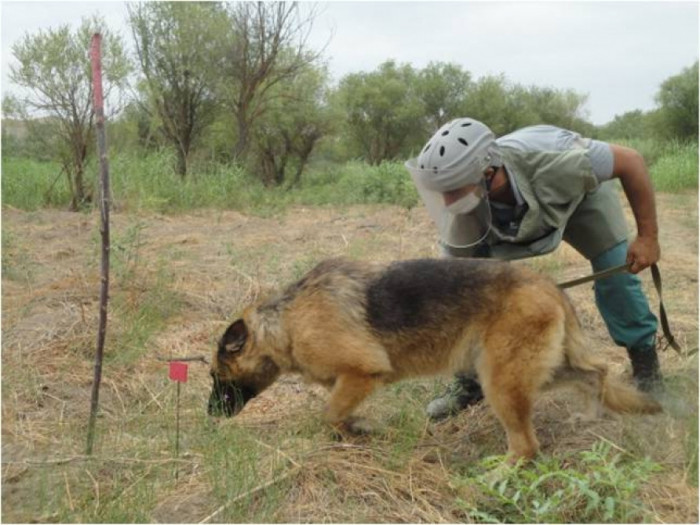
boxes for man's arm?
[609,144,660,274]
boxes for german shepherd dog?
[208,258,661,460]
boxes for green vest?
[486,146,628,260]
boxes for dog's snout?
[207,379,257,418]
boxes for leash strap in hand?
[649,263,684,355]
[558,263,630,289]
[558,263,686,356]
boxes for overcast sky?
[1,1,698,125]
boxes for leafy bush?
[357,162,419,208]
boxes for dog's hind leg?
[477,335,550,461]
[480,373,540,461]
[477,291,568,461]
[324,372,382,434]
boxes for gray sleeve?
[499,126,614,183]
[552,128,614,182]
[588,140,614,182]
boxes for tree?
[655,60,699,140]
[108,99,162,153]
[416,62,471,131]
[461,76,589,136]
[222,2,322,160]
[598,109,655,141]
[251,65,332,187]
[336,61,425,164]
[522,86,588,130]
[9,16,130,210]
[461,75,513,135]
[128,2,227,177]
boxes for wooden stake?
[86,33,111,455]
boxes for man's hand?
[610,144,660,274]
[627,235,660,274]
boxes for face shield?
[406,159,492,248]
[405,118,499,249]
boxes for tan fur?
[211,257,662,461]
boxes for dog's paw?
[329,417,377,440]
[345,416,376,435]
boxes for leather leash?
[558,263,689,356]
[558,263,630,290]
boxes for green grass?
[1,152,419,214]
[2,227,36,283]
[648,141,698,192]
[457,443,661,523]
[611,138,698,191]
[108,266,183,365]
[199,423,294,522]
[81,218,185,365]
[3,141,695,214]
[291,160,419,209]
[1,156,71,210]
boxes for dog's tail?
[561,293,662,415]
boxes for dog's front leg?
[324,373,380,434]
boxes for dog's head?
[207,315,281,417]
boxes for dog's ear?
[219,319,248,355]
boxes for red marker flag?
[169,361,188,383]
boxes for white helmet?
[405,117,500,249]
[406,118,501,192]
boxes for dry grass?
[2,193,698,523]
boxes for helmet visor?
[406,158,492,249]
[438,182,492,248]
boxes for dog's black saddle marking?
[365,259,502,332]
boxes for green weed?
[111,219,147,285]
[457,442,661,523]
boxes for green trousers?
[562,182,658,350]
[590,241,658,350]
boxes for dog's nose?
[207,392,227,417]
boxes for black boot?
[627,345,664,393]
[426,374,484,420]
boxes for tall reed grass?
[2,140,696,213]
[614,138,698,191]
[647,141,698,192]
[1,156,71,209]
